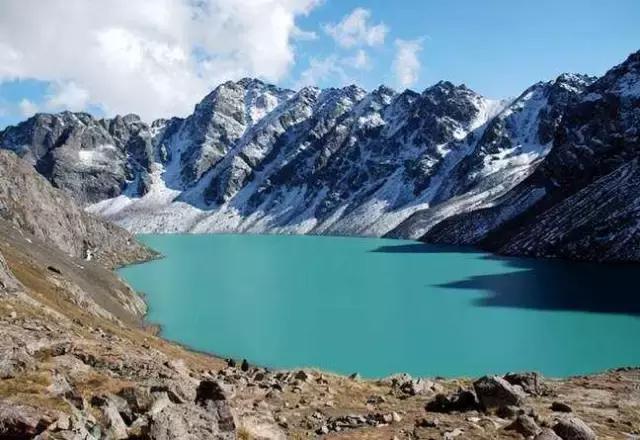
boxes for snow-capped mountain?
[422,50,640,262]
[1,50,638,261]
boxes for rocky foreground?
[0,148,638,439]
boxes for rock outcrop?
[0,150,154,268]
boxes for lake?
[118,234,640,378]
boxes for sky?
[0,0,638,128]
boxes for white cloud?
[295,55,353,89]
[393,38,423,88]
[346,49,371,70]
[18,98,39,116]
[0,0,320,121]
[292,25,318,41]
[324,8,388,48]
[45,81,91,112]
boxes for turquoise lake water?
[118,234,640,378]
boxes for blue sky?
[0,0,638,128]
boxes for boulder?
[195,380,235,433]
[473,375,525,411]
[552,417,597,440]
[535,428,563,439]
[117,386,154,414]
[0,346,35,379]
[506,415,540,437]
[504,372,547,395]
[425,389,479,413]
[550,401,573,413]
[0,400,52,439]
[149,404,236,440]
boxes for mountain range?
[1,50,638,262]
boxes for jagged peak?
[236,77,265,88]
[551,73,597,94]
[422,81,482,101]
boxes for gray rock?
[149,404,235,440]
[0,400,52,439]
[0,345,35,379]
[0,250,21,294]
[504,372,547,396]
[535,428,563,440]
[552,417,597,440]
[473,375,525,411]
[506,414,540,437]
[195,380,236,433]
[425,389,479,413]
[551,401,573,413]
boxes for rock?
[504,372,547,395]
[425,389,479,413]
[367,395,385,405]
[117,386,154,414]
[149,404,235,440]
[196,379,227,404]
[389,374,440,396]
[0,250,21,294]
[444,428,464,439]
[551,401,573,413]
[391,411,402,423]
[0,346,35,379]
[53,414,71,431]
[535,428,564,440]
[0,400,52,439]
[473,375,525,411]
[415,418,439,428]
[496,405,522,419]
[552,417,597,440]
[100,401,128,440]
[294,370,309,381]
[195,380,235,433]
[506,415,540,437]
[47,265,62,274]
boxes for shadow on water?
[371,243,481,254]
[371,243,640,317]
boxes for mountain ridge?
[1,50,639,261]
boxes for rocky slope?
[0,150,154,268]
[421,50,640,262]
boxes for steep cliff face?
[423,50,640,262]
[0,150,154,268]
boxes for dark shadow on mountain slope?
[438,256,640,317]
